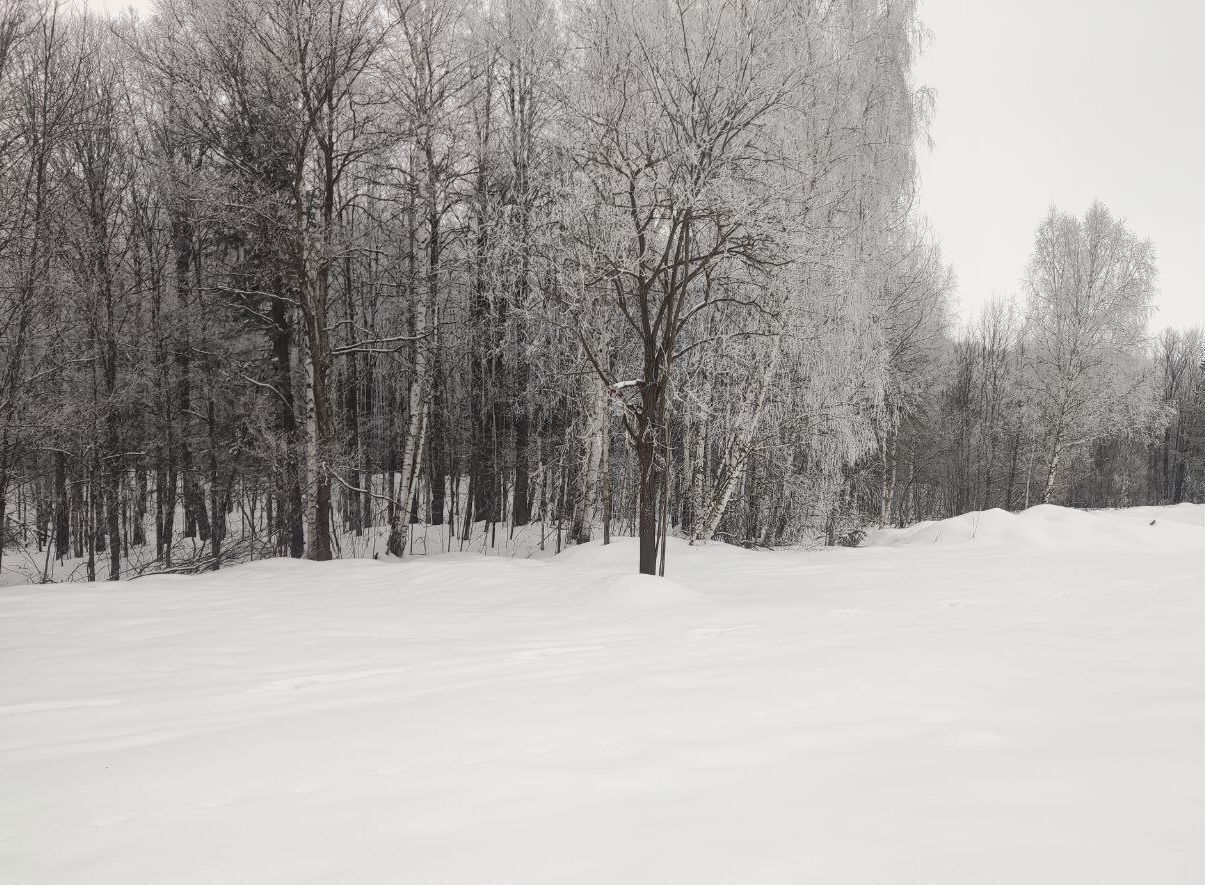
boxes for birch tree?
[1023,202,1158,503]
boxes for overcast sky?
[914,0,1205,331]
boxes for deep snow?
[1,505,1202,883]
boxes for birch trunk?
[570,379,607,544]
[387,311,432,556]
[387,150,438,557]
[692,343,780,544]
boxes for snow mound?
[864,504,1205,551]
[550,536,642,568]
[864,508,1042,549]
[587,572,707,609]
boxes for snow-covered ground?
[1,505,1202,883]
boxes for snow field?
[0,505,1201,883]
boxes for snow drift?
[862,502,1205,551]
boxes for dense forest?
[0,0,1201,580]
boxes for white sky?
[915,0,1205,331]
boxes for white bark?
[692,341,781,543]
[570,378,607,544]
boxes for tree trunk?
[1043,426,1065,504]
[512,345,532,527]
[570,380,607,544]
[692,343,779,544]
[133,466,147,546]
[388,171,437,557]
[428,348,446,526]
[269,291,305,558]
[104,422,121,581]
[636,378,663,575]
[54,452,69,559]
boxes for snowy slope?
[0,507,1202,884]
[863,502,1205,550]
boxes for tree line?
[0,0,1199,581]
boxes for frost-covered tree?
[559,0,934,569]
[1022,202,1158,503]
[1,0,1197,585]
[1151,327,1205,503]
